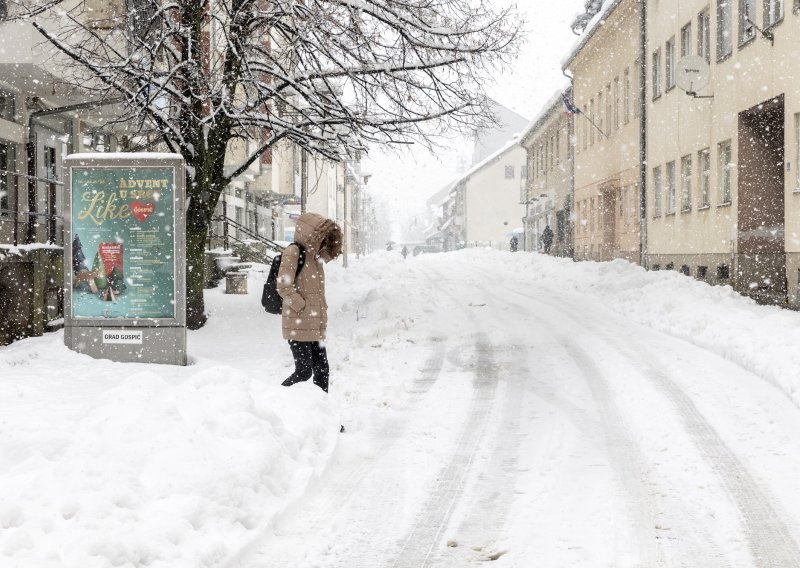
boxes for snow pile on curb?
[0,294,338,568]
[2,247,799,568]
[487,249,800,407]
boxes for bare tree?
[16,0,521,329]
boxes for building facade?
[460,142,527,250]
[645,0,800,307]
[520,91,575,255]
[564,0,642,264]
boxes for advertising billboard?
[63,154,186,365]
[70,166,176,319]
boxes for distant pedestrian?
[542,225,554,254]
[509,235,519,252]
[401,245,409,259]
[278,212,343,393]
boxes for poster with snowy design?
[70,166,176,319]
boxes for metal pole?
[300,149,307,214]
[638,0,648,267]
[343,169,349,268]
[222,191,228,251]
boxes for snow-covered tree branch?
[12,0,522,328]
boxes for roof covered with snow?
[562,0,625,70]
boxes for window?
[717,0,733,59]
[764,0,784,26]
[681,155,693,211]
[521,165,528,180]
[590,197,596,232]
[633,59,640,118]
[623,68,631,124]
[666,37,676,91]
[539,143,544,172]
[717,264,730,280]
[83,131,110,152]
[698,266,708,279]
[718,140,733,203]
[583,101,589,150]
[505,165,515,179]
[652,264,661,271]
[680,265,691,275]
[0,91,14,122]
[667,160,677,213]
[681,23,693,57]
[0,141,15,216]
[666,262,675,271]
[623,187,630,225]
[652,49,662,99]
[614,77,620,130]
[598,90,604,134]
[699,148,711,206]
[653,165,663,216]
[698,9,711,63]
[555,129,561,165]
[739,0,757,44]
[0,0,7,20]
[126,0,161,44]
[795,113,800,190]
[606,84,612,133]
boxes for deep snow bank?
[2,248,798,568]
[480,248,800,408]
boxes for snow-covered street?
[4,250,800,567]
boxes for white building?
[447,141,527,250]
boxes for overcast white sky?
[363,0,588,238]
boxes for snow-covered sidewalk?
[2,249,800,568]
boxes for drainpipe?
[25,97,125,244]
[562,69,576,259]
[638,0,648,267]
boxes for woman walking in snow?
[277,212,343,393]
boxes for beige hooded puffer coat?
[276,212,343,342]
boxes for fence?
[0,168,65,246]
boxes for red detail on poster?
[98,243,124,278]
[131,201,156,222]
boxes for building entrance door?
[737,95,786,304]
[600,184,617,261]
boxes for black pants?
[283,341,329,392]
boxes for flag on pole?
[561,93,581,116]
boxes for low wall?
[0,246,64,346]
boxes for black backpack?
[261,243,306,314]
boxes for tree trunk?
[185,191,210,330]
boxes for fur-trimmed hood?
[294,212,343,263]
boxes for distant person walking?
[277,212,343,393]
[401,245,409,259]
[509,235,519,252]
[542,225,554,254]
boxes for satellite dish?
[675,56,711,95]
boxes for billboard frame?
[63,153,187,365]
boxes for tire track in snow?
[621,344,800,568]
[406,336,446,395]
[501,285,730,566]
[501,279,800,567]
[428,342,528,566]
[227,338,448,568]
[390,333,501,568]
[561,341,666,568]
[536,288,800,568]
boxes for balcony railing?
[0,168,64,246]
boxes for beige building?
[645,0,800,307]
[564,0,642,263]
[520,91,574,255]
[458,142,527,250]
